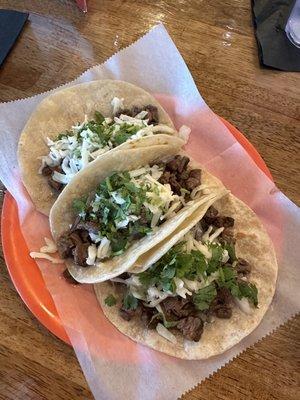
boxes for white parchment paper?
[0,25,299,400]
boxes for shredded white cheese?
[208,227,224,243]
[111,97,124,114]
[202,226,213,242]
[174,277,192,298]
[30,237,63,263]
[234,298,253,315]
[40,237,57,254]
[86,244,97,266]
[156,323,177,343]
[30,252,63,264]
[40,99,179,184]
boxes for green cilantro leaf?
[94,111,105,124]
[73,198,86,215]
[238,282,258,307]
[113,131,133,145]
[207,244,223,274]
[104,294,117,306]
[224,243,236,262]
[123,293,138,310]
[193,284,217,310]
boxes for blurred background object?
[0,9,28,66]
[285,0,300,48]
[252,0,300,71]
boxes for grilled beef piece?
[76,221,99,235]
[209,287,232,319]
[69,231,85,246]
[214,216,235,228]
[194,222,203,241]
[161,297,195,320]
[119,308,135,321]
[185,169,202,191]
[177,316,204,341]
[159,170,171,185]
[57,227,93,267]
[206,206,218,218]
[42,164,64,192]
[115,104,159,125]
[159,155,201,196]
[131,105,159,125]
[115,108,132,118]
[169,175,183,194]
[140,305,160,328]
[138,105,159,125]
[166,155,190,174]
[236,258,251,275]
[78,230,91,243]
[119,303,141,322]
[57,233,75,258]
[41,165,53,176]
[72,242,89,266]
[203,206,235,229]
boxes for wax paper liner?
[0,25,299,400]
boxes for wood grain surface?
[0,1,299,399]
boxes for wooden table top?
[0,1,299,399]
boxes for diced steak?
[236,258,251,275]
[161,297,195,320]
[72,242,89,266]
[177,316,204,341]
[209,287,233,319]
[76,221,100,234]
[57,232,75,258]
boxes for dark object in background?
[0,9,28,67]
[252,0,300,71]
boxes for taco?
[95,194,277,360]
[18,80,184,215]
[49,143,226,284]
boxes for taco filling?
[104,206,258,343]
[40,99,176,192]
[56,155,203,267]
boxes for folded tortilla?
[50,143,224,283]
[18,80,176,215]
[94,193,277,360]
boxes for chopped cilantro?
[111,124,140,146]
[123,293,138,310]
[206,244,223,274]
[110,237,128,254]
[193,284,217,310]
[224,243,236,262]
[238,282,258,307]
[94,111,105,124]
[113,131,133,145]
[104,294,117,306]
[56,131,71,140]
[73,198,86,215]
[138,243,208,293]
[217,266,258,306]
[72,169,157,258]
[105,176,113,192]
